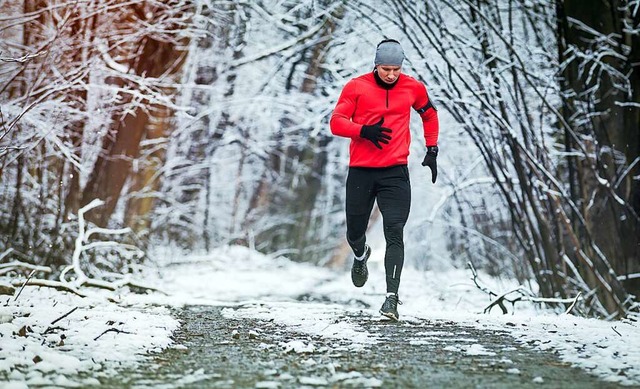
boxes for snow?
[279,340,316,354]
[465,344,497,356]
[255,381,280,389]
[533,376,545,383]
[0,286,178,387]
[1,244,639,386]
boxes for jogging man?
[329,39,439,320]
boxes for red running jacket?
[330,72,439,168]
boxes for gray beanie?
[374,40,404,66]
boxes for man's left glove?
[421,146,438,183]
[360,118,392,149]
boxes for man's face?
[377,65,402,84]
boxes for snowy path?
[101,304,625,388]
[2,246,639,387]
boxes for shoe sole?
[379,310,399,321]
[351,264,367,287]
[351,276,367,288]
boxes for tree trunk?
[557,0,640,301]
[63,7,98,222]
[82,3,190,227]
[123,103,173,235]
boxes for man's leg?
[345,168,376,257]
[375,166,411,294]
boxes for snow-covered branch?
[468,262,583,315]
[0,261,52,277]
[0,51,47,64]
[59,199,147,293]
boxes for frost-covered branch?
[11,278,88,299]
[468,262,582,315]
[0,51,47,64]
[21,199,158,296]
[0,261,52,277]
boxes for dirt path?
[100,304,630,388]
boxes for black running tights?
[345,165,410,294]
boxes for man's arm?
[330,80,362,138]
[414,84,439,147]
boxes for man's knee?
[383,223,405,245]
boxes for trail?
[101,303,628,388]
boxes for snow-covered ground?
[1,245,639,387]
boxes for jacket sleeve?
[413,83,439,147]
[330,80,362,138]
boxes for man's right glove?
[360,118,392,149]
[421,145,438,183]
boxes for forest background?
[1,0,638,320]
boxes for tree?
[0,0,193,271]
[153,0,351,262]
[1,0,99,266]
[556,0,640,300]
[245,1,344,262]
[81,1,192,229]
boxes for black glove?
[360,118,392,149]
[421,146,438,183]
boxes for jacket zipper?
[386,90,389,108]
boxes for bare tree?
[357,0,638,318]
[81,1,192,228]
[0,0,194,272]
[1,0,100,266]
[243,1,344,262]
[153,0,351,261]
[556,0,640,303]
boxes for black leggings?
[345,165,410,294]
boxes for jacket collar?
[373,69,399,90]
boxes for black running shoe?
[350,244,370,287]
[380,294,402,321]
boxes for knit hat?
[374,40,404,66]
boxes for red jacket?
[330,72,439,168]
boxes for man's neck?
[373,70,400,90]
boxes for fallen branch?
[58,268,167,295]
[564,292,582,315]
[0,260,52,276]
[59,199,155,295]
[4,201,161,301]
[468,261,500,299]
[468,261,582,314]
[51,306,79,326]
[14,270,36,302]
[94,328,132,341]
[481,286,528,314]
[11,278,88,298]
[42,326,66,335]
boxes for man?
[329,39,439,320]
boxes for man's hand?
[421,146,438,183]
[360,118,392,149]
